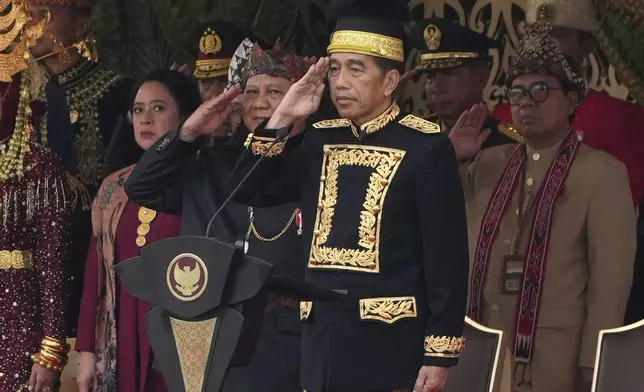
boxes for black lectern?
[115,235,344,392]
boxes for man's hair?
[373,57,404,75]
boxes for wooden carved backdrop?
[401,0,634,118]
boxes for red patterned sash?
[468,130,580,367]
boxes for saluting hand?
[267,57,330,129]
[448,103,491,160]
[414,366,448,392]
[180,84,243,142]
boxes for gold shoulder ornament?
[497,122,525,144]
[313,118,352,129]
[398,114,441,134]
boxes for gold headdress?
[0,0,47,182]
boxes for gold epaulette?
[313,119,352,129]
[497,122,525,144]
[398,114,441,134]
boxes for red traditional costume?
[75,166,180,392]
[0,70,71,391]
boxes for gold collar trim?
[355,102,400,137]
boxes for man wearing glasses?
[410,18,523,148]
[448,12,635,392]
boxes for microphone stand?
[205,128,289,239]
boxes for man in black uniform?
[410,17,523,147]
[127,1,469,391]
[123,40,311,391]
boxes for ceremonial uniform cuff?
[422,335,465,367]
[244,121,291,157]
[155,129,200,157]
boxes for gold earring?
[53,38,71,64]
[73,35,97,62]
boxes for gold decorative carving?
[424,335,466,358]
[359,296,418,324]
[300,301,313,321]
[171,318,217,392]
[309,145,405,273]
[403,0,634,119]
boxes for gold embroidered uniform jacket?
[226,104,469,391]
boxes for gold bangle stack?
[30,336,70,373]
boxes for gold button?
[320,176,326,182]
[313,230,321,237]
[532,152,540,161]
[526,177,534,186]
[138,207,157,223]
[136,236,146,247]
[491,304,499,312]
[137,223,151,236]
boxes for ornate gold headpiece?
[0,0,47,81]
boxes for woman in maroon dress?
[75,70,201,392]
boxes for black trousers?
[222,304,302,392]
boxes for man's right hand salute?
[448,102,492,160]
[179,84,243,142]
[266,57,330,130]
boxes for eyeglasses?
[505,83,561,106]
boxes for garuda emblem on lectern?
[167,253,209,301]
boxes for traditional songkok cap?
[506,7,587,101]
[325,0,409,63]
[526,0,599,33]
[193,21,249,80]
[410,17,499,70]
[242,41,309,84]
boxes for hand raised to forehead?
[448,103,491,160]
[180,84,243,142]
[273,57,330,123]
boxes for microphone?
[205,127,290,239]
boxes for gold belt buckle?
[0,250,33,270]
[0,250,10,270]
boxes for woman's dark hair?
[129,69,202,120]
